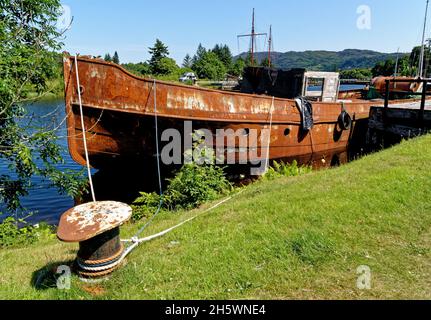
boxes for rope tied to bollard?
[64,61,245,276]
[61,57,276,277]
[74,55,96,203]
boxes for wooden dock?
[368,99,431,148]
[369,100,431,135]
[367,78,431,148]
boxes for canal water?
[0,98,83,225]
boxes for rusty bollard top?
[57,201,132,243]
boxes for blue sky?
[60,0,429,64]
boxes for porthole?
[242,128,250,136]
[77,85,85,95]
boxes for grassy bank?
[1,136,430,300]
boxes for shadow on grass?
[31,260,75,290]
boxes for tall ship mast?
[237,8,267,66]
[268,25,273,68]
[419,0,430,78]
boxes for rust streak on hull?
[63,55,425,170]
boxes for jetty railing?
[384,78,431,124]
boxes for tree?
[113,51,120,64]
[148,39,169,74]
[339,68,372,80]
[371,55,412,77]
[212,44,233,70]
[104,53,112,62]
[229,57,246,77]
[410,45,431,77]
[371,59,396,77]
[410,46,421,75]
[122,62,150,76]
[0,0,86,214]
[156,57,179,76]
[193,51,227,80]
[260,58,271,67]
[370,46,431,78]
[182,54,192,68]
[192,44,207,69]
[396,56,413,76]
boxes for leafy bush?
[132,163,232,221]
[264,160,312,180]
[1,217,35,248]
[0,217,56,249]
[165,163,232,210]
[131,192,162,222]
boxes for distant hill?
[237,49,408,71]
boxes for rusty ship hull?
[63,56,422,173]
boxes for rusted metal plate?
[63,55,372,124]
[57,201,132,243]
[62,55,429,170]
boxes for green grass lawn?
[1,135,431,300]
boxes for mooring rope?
[74,55,96,202]
[264,96,275,173]
[78,79,167,276]
[74,77,248,274]
[71,74,246,274]
[154,80,163,197]
[77,190,244,273]
[132,80,164,240]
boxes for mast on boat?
[268,25,273,68]
[238,8,267,66]
[419,0,430,78]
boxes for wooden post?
[383,80,390,124]
[420,79,427,127]
[384,80,390,109]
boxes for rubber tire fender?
[338,111,352,131]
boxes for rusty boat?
[63,55,426,183]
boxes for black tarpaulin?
[295,97,314,131]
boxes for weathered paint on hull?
[62,56,418,170]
